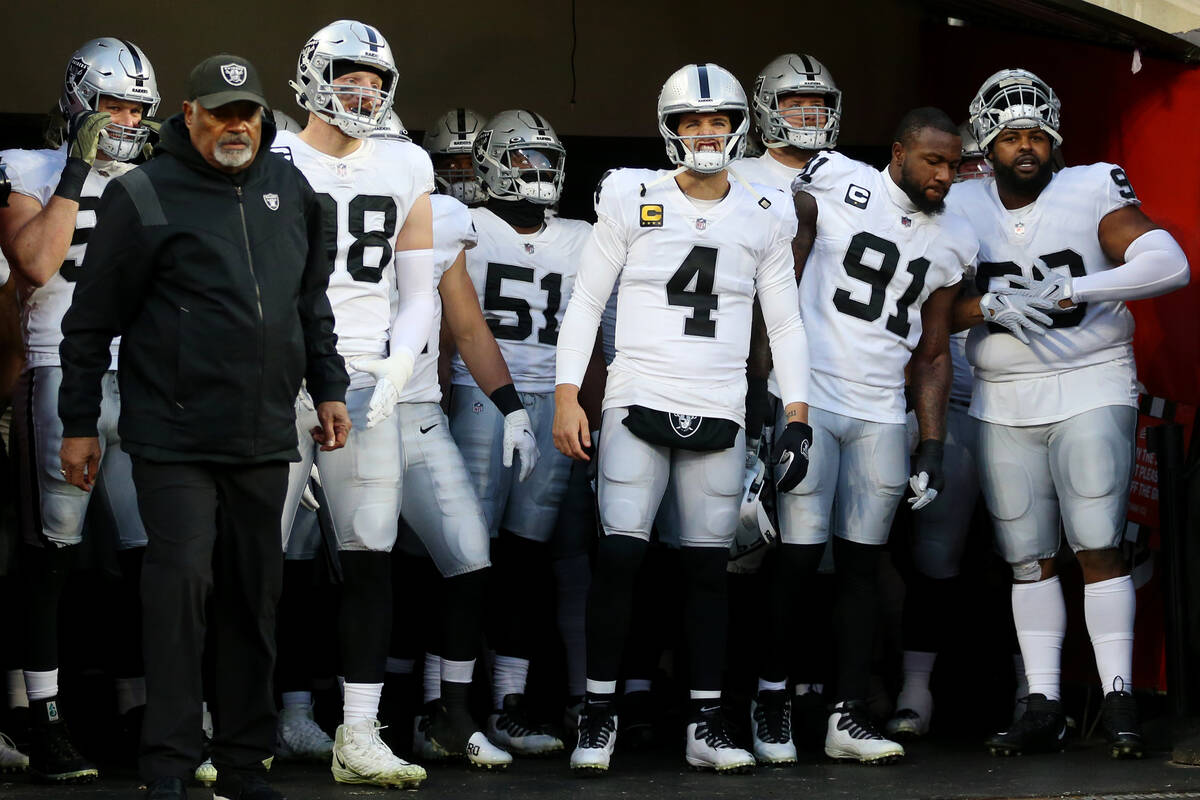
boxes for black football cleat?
[1100,690,1144,759]
[986,694,1066,757]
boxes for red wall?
[920,22,1200,405]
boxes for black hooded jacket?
[58,111,348,463]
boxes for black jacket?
[59,112,347,463]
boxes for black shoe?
[146,776,188,799]
[429,684,478,755]
[27,697,99,783]
[1101,690,1144,759]
[792,689,829,750]
[213,770,285,800]
[117,705,145,766]
[619,690,656,751]
[986,694,1066,756]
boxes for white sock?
[114,676,146,715]
[1013,654,1029,699]
[281,691,312,710]
[795,683,823,696]
[385,657,415,675]
[492,655,529,709]
[757,678,788,693]
[24,669,58,702]
[423,654,442,704]
[6,670,28,709]
[1083,575,1136,694]
[1012,577,1066,702]
[586,679,617,697]
[895,650,936,719]
[343,682,383,726]
[202,702,213,738]
[690,689,721,703]
[624,679,652,695]
[441,658,474,687]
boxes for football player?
[274,20,434,788]
[948,69,1189,759]
[764,107,981,764]
[447,109,590,756]
[0,37,161,783]
[736,52,844,764]
[554,62,813,774]
[884,124,998,740]
[422,108,486,206]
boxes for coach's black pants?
[132,458,287,781]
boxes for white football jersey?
[398,194,476,404]
[731,151,803,194]
[590,167,798,424]
[948,165,1141,425]
[795,151,975,423]
[450,208,591,394]
[273,130,435,389]
[5,146,130,370]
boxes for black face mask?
[487,197,546,228]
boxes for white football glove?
[745,437,763,471]
[1014,271,1075,309]
[979,290,1056,344]
[350,346,415,429]
[299,463,322,512]
[503,408,540,482]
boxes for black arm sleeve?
[58,180,150,437]
[296,177,348,404]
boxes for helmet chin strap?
[639,165,687,197]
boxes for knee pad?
[1011,559,1042,582]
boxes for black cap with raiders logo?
[186,54,268,110]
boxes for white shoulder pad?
[790,150,866,197]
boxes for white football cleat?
[686,706,755,773]
[0,732,29,773]
[570,702,617,775]
[275,704,333,761]
[751,690,797,765]
[331,719,426,788]
[885,708,930,739]
[486,694,564,755]
[825,702,905,764]
[462,731,513,769]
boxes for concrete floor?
[4,738,1200,800]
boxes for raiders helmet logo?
[65,57,89,90]
[669,413,700,438]
[263,193,280,211]
[220,63,248,86]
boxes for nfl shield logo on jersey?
[900,216,912,227]
[695,218,707,231]
[472,401,484,414]
[336,163,348,178]
[669,413,700,438]
[263,193,280,211]
[221,63,247,86]
[525,243,535,254]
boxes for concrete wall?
[0,0,922,144]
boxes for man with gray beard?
[58,54,350,800]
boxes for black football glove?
[907,439,945,510]
[772,421,813,494]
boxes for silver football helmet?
[752,53,841,150]
[59,38,160,162]
[272,108,303,133]
[729,454,778,565]
[658,63,749,173]
[291,20,399,138]
[370,110,409,141]
[473,110,565,205]
[955,121,993,182]
[423,108,486,205]
[969,68,1062,150]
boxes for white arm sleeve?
[756,236,809,407]
[555,217,624,387]
[390,247,436,359]
[1071,228,1190,303]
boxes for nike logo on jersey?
[420,424,438,434]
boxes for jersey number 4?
[484,263,562,345]
[833,231,929,338]
[314,193,397,283]
[667,245,719,337]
